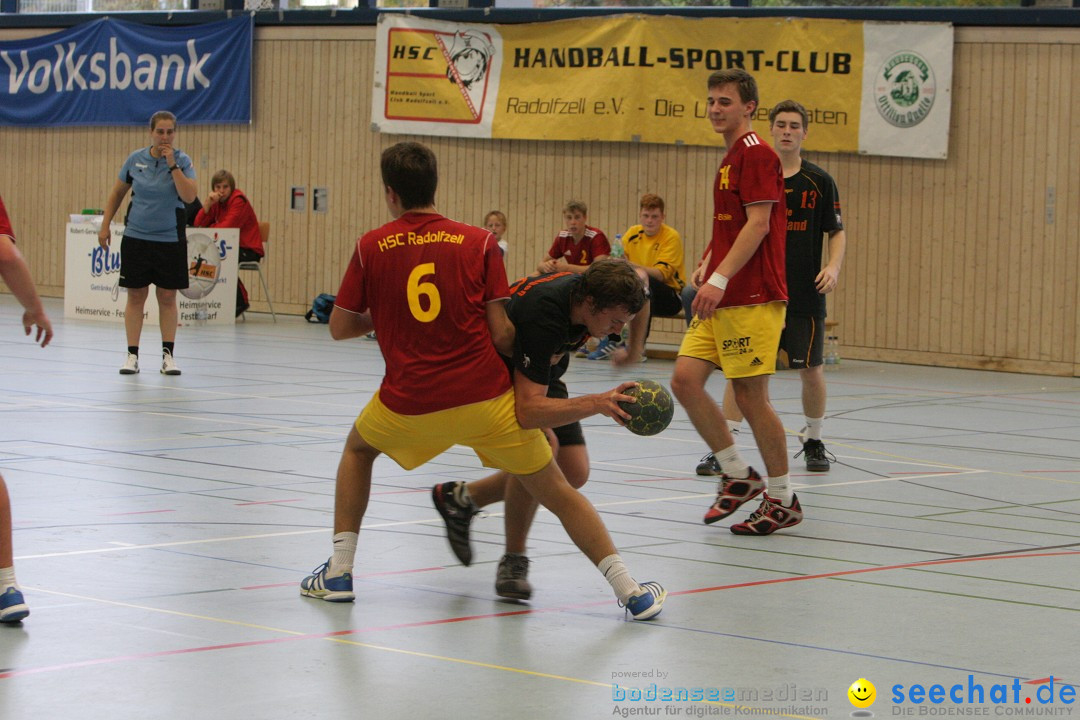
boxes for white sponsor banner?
[371,13,504,139]
[64,223,239,326]
[858,22,953,159]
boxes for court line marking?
[9,473,1060,561]
[595,425,1080,488]
[7,548,1078,720]
[14,494,727,560]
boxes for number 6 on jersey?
[407,262,441,322]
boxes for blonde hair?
[484,210,507,228]
[563,200,588,216]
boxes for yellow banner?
[373,14,952,158]
[495,16,861,151]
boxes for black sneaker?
[796,438,835,472]
[495,553,532,600]
[696,452,722,476]
[431,481,478,566]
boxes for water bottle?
[194,309,208,327]
[824,335,840,367]
[610,234,624,258]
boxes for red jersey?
[705,132,787,308]
[547,227,610,266]
[335,211,511,415]
[193,189,263,256]
[0,195,13,240]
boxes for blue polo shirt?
[118,147,195,243]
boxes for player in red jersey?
[671,69,802,536]
[299,143,665,620]
[707,99,847,474]
[0,194,52,623]
[537,200,611,275]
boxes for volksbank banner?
[0,16,252,127]
[372,14,952,159]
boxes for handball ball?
[618,380,675,437]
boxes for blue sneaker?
[0,586,29,623]
[300,559,354,602]
[586,337,618,361]
[622,581,666,621]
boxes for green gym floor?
[1,298,1077,720]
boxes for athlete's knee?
[732,376,768,408]
[127,286,149,304]
[563,465,589,489]
[345,426,380,462]
[671,366,703,401]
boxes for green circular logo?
[874,51,937,128]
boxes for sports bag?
[305,293,336,323]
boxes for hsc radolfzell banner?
[372,14,952,159]
[0,16,252,127]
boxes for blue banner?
[0,16,252,127]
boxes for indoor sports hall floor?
[1,300,1077,720]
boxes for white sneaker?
[119,353,139,375]
[160,352,181,376]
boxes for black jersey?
[506,272,587,387]
[784,160,843,316]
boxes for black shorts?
[647,276,683,318]
[547,377,585,447]
[119,235,190,290]
[780,313,825,369]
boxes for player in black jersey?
[431,260,651,601]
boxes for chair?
[239,221,277,322]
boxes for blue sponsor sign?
[0,16,252,126]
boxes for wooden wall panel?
[0,25,1077,375]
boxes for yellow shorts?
[678,301,786,379]
[356,389,552,476]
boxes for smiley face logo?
[848,678,876,708]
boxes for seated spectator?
[193,170,262,317]
[599,194,686,364]
[537,200,610,275]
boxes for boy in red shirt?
[193,170,263,316]
[671,69,800,536]
[537,200,611,275]
[300,143,665,620]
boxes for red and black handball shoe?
[703,468,765,525]
[730,494,804,536]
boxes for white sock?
[715,444,749,479]
[0,566,16,589]
[455,482,477,511]
[598,554,640,603]
[727,420,742,436]
[804,416,824,441]
[328,532,358,576]
[767,474,793,506]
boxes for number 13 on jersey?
[407,262,442,322]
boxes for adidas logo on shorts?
[749,357,763,367]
